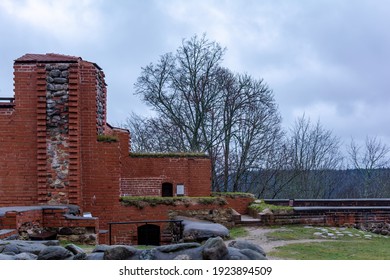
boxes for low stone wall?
[265,199,390,207]
[0,205,99,245]
[251,207,390,227]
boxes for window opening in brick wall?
[162,182,173,197]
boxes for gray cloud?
[1,0,389,150]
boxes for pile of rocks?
[0,237,267,260]
[356,222,390,236]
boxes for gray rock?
[239,249,268,260]
[59,227,73,235]
[72,252,87,260]
[0,254,15,260]
[226,247,250,260]
[14,252,38,260]
[54,84,67,91]
[47,83,55,91]
[103,246,138,260]
[85,252,104,260]
[174,254,191,260]
[58,64,69,71]
[53,78,67,84]
[139,249,157,260]
[202,237,228,260]
[61,71,69,78]
[0,240,47,255]
[49,69,61,77]
[39,240,60,246]
[92,244,112,253]
[1,243,20,254]
[180,217,229,242]
[65,244,85,255]
[53,90,67,97]
[37,246,73,260]
[228,240,266,257]
[156,242,200,253]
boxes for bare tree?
[285,115,343,198]
[348,136,390,197]
[134,34,225,153]
[131,34,283,192]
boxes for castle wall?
[0,54,214,240]
[0,63,39,206]
[121,156,211,197]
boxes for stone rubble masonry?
[45,63,70,204]
[96,70,106,135]
[0,206,99,244]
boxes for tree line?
[124,34,390,199]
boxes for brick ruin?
[0,53,254,245]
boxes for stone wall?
[0,206,99,245]
[96,70,106,135]
[45,64,70,204]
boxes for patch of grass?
[120,196,227,209]
[134,245,156,250]
[270,239,390,260]
[248,200,293,213]
[211,192,255,199]
[266,225,390,260]
[229,227,249,239]
[267,226,319,240]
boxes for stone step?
[235,214,262,226]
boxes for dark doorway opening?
[137,224,160,246]
[162,182,173,197]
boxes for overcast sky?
[1,0,389,150]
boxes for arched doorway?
[162,182,173,197]
[137,224,160,246]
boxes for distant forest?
[124,34,390,199]
[224,168,390,199]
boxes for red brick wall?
[0,64,39,206]
[77,61,122,228]
[121,157,211,197]
[224,197,254,214]
[0,54,214,240]
[107,202,230,245]
[120,178,163,196]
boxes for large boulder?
[178,216,230,242]
[0,240,48,255]
[228,240,266,257]
[37,246,74,260]
[103,246,139,260]
[14,252,38,260]
[202,236,229,260]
